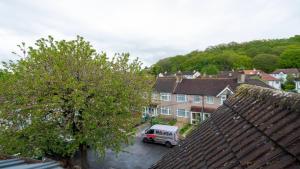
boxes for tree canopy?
[0,36,153,168]
[150,35,300,74]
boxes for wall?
[154,93,223,124]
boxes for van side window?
[147,129,154,134]
[155,130,162,135]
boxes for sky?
[0,0,299,67]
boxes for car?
[142,124,179,148]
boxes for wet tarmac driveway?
[87,124,171,169]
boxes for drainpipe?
[201,95,204,123]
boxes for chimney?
[238,74,245,83]
[176,70,183,83]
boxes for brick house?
[150,85,300,169]
[144,73,271,124]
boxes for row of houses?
[144,72,271,124]
[159,68,300,92]
[150,85,300,169]
[145,68,300,125]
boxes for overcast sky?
[0,0,299,66]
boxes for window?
[193,95,201,103]
[203,113,211,121]
[220,95,227,105]
[160,93,171,101]
[161,107,171,115]
[206,96,214,104]
[176,94,187,102]
[177,109,187,117]
[146,129,154,134]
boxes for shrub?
[179,124,192,135]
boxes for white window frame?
[220,95,227,105]
[193,95,201,103]
[176,109,187,118]
[206,96,214,104]
[160,93,171,101]
[202,113,211,121]
[176,94,187,102]
[160,107,171,115]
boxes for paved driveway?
[87,124,170,169]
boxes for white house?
[260,73,281,90]
[271,68,299,82]
[295,79,300,93]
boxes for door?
[220,95,227,105]
[191,112,201,124]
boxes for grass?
[151,117,177,126]
[179,124,192,135]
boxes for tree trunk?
[80,144,89,169]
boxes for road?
[87,124,171,169]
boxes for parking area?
[87,124,171,169]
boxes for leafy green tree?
[0,36,153,168]
[253,54,279,73]
[201,64,219,75]
[281,75,296,92]
[149,35,300,75]
[279,47,300,68]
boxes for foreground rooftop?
[150,85,300,169]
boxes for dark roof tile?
[272,68,299,74]
[150,85,300,169]
[153,77,177,93]
[174,78,238,96]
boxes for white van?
[142,124,179,147]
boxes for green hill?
[150,35,300,75]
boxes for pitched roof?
[150,85,300,169]
[174,78,239,96]
[260,73,280,81]
[243,69,264,75]
[217,71,241,78]
[153,77,177,93]
[0,158,62,169]
[153,77,272,95]
[245,78,273,88]
[272,68,300,74]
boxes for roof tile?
[150,85,300,169]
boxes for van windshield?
[146,129,154,134]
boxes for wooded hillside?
[150,35,300,75]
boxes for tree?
[253,54,279,73]
[201,64,219,75]
[0,36,153,168]
[279,47,300,68]
[149,35,300,75]
[281,75,296,92]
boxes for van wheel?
[165,141,172,148]
[143,138,149,143]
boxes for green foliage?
[252,54,279,73]
[179,124,192,135]
[150,35,300,75]
[0,36,153,161]
[279,47,300,68]
[201,64,219,75]
[150,117,176,126]
[281,75,296,91]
